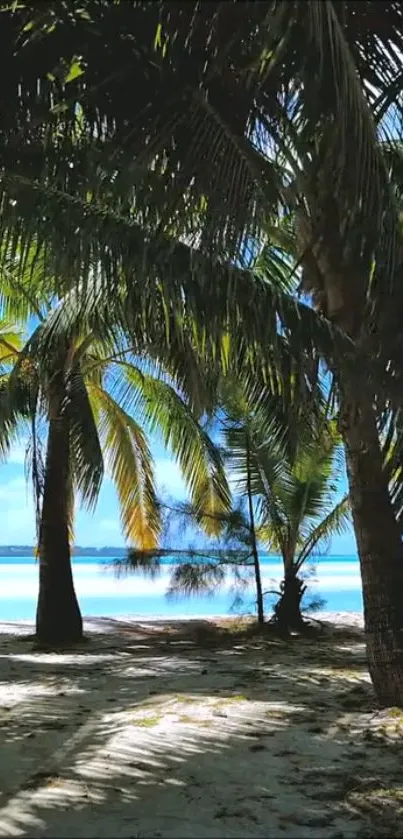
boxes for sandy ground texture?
[0,612,403,839]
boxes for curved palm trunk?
[341,390,403,706]
[36,387,83,646]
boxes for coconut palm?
[149,404,350,632]
[6,303,230,646]
[257,428,350,632]
[216,389,350,630]
[1,1,403,700]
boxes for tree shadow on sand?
[0,618,402,838]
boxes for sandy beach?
[1,611,402,838]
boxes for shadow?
[0,618,402,838]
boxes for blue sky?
[0,433,184,548]
[1,431,356,554]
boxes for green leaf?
[110,365,232,535]
[67,366,104,511]
[64,60,84,85]
[89,383,161,550]
[154,22,162,50]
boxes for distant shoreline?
[0,611,364,634]
[0,546,128,557]
[0,547,222,558]
[0,547,357,559]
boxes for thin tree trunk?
[246,435,264,626]
[36,387,83,646]
[341,389,403,707]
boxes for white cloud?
[104,455,187,498]
[0,477,27,500]
[0,476,35,543]
[6,441,28,466]
[155,458,187,499]
[98,518,122,535]
[7,443,26,466]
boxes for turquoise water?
[0,554,363,621]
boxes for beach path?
[0,617,402,838]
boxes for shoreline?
[0,609,364,637]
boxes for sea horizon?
[0,553,363,621]
[0,549,359,561]
[0,552,359,563]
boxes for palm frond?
[24,397,46,545]
[224,420,285,498]
[66,462,75,547]
[109,366,232,536]
[295,493,351,571]
[89,384,160,550]
[0,241,53,323]
[0,320,23,365]
[0,347,41,466]
[0,170,355,380]
[67,365,104,511]
[4,0,402,264]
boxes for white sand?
[0,613,402,838]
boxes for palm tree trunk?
[276,562,306,633]
[341,389,403,707]
[246,434,264,625]
[297,153,403,704]
[36,387,83,646]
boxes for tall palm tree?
[7,306,230,646]
[261,190,403,702]
[1,1,403,700]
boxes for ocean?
[0,554,363,621]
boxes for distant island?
[0,546,127,557]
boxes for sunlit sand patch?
[0,615,402,839]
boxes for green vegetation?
[137,392,350,632]
[259,423,350,631]
[0,0,401,711]
[1,288,230,644]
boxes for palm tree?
[148,395,349,631]
[1,1,403,700]
[7,304,230,646]
[257,426,350,632]
[217,390,350,630]
[260,193,403,700]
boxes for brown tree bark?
[35,384,83,646]
[340,388,403,706]
[297,161,403,706]
[274,568,306,633]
